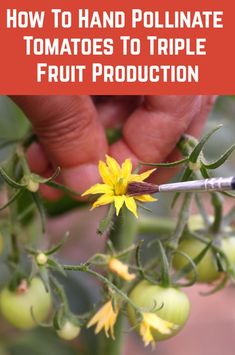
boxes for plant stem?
[100,207,138,355]
[16,146,31,175]
[10,232,19,264]
[138,216,175,235]
[170,193,193,249]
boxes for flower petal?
[87,302,110,329]
[99,161,115,185]
[91,194,114,209]
[87,301,118,340]
[108,258,136,281]
[135,195,157,202]
[140,321,155,347]
[130,169,156,182]
[82,183,113,196]
[143,313,176,335]
[106,155,121,177]
[124,196,138,218]
[114,196,125,215]
[121,159,132,180]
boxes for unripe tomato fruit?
[0,277,52,329]
[173,215,235,283]
[221,237,235,265]
[57,321,80,340]
[173,238,220,283]
[128,281,190,341]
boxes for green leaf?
[0,167,26,188]
[46,232,70,255]
[31,192,46,233]
[36,167,61,183]
[203,143,235,169]
[0,188,24,211]
[47,258,67,277]
[189,124,223,163]
[140,158,188,168]
[46,180,80,195]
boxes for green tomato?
[128,281,190,341]
[173,237,220,283]
[187,214,212,231]
[221,237,235,265]
[173,215,235,283]
[0,277,52,329]
[57,321,80,340]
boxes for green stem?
[62,266,139,311]
[6,156,21,266]
[109,207,138,255]
[138,216,175,235]
[50,276,70,313]
[16,146,31,175]
[9,232,19,264]
[170,193,193,249]
[101,207,138,355]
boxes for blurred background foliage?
[0,95,235,355]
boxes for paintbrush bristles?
[127,182,159,196]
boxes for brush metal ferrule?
[158,176,235,193]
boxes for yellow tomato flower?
[87,300,119,339]
[82,155,156,218]
[139,312,177,348]
[108,258,136,281]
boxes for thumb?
[11,96,108,191]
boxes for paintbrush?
[127,177,235,196]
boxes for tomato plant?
[128,281,190,341]
[173,215,235,283]
[173,237,221,282]
[0,278,52,329]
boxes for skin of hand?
[10,95,217,199]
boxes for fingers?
[110,96,203,165]
[11,96,108,192]
[148,95,217,184]
[11,95,216,199]
[96,96,143,128]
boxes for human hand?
[11,95,216,199]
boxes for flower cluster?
[82,155,156,218]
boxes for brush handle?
[158,176,235,193]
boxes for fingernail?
[61,164,100,193]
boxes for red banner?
[0,0,234,94]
